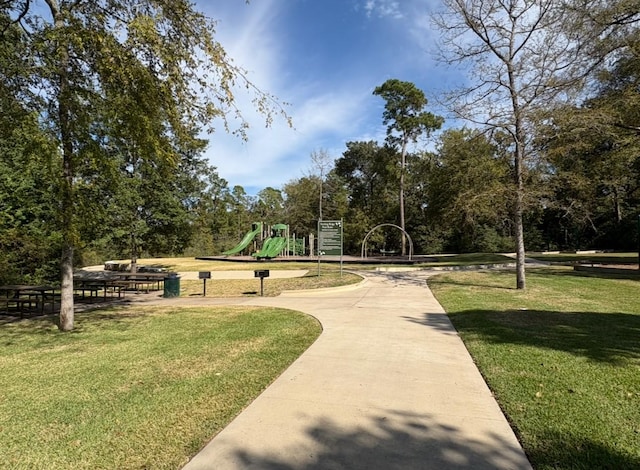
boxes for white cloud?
[199,1,381,193]
[196,0,456,194]
[205,86,372,193]
[363,0,404,19]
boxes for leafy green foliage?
[427,129,513,252]
[536,39,640,250]
[2,2,287,329]
[373,79,444,147]
[0,47,61,284]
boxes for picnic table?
[73,277,126,301]
[109,272,170,292]
[73,272,174,298]
[0,285,57,316]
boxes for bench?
[380,249,398,256]
[112,279,158,294]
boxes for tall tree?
[334,141,399,253]
[185,167,234,256]
[537,49,640,249]
[4,1,286,330]
[254,187,285,227]
[283,176,322,239]
[373,79,443,255]
[309,148,333,221]
[434,0,592,289]
[227,185,255,242]
[428,129,512,252]
[284,172,348,240]
[0,50,60,284]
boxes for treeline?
[2,1,640,289]
[3,62,640,284]
[4,68,639,286]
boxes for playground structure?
[222,222,263,256]
[253,224,289,260]
[222,223,307,260]
[221,222,416,262]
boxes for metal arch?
[361,223,413,260]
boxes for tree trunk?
[50,0,75,330]
[514,139,526,290]
[318,173,323,221]
[59,113,75,330]
[514,192,526,290]
[613,187,622,222]
[400,140,407,256]
[59,240,74,331]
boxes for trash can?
[163,273,181,298]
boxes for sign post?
[254,270,270,296]
[318,219,344,276]
[199,271,211,296]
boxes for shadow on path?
[231,409,530,470]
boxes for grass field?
[428,268,640,469]
[529,252,639,265]
[0,306,321,469]
[178,271,363,297]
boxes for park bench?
[380,249,398,256]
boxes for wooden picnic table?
[0,285,57,316]
[109,272,174,292]
[73,277,126,301]
[71,271,177,299]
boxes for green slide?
[223,223,262,255]
[252,237,272,258]
[253,237,287,259]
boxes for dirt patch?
[596,264,640,270]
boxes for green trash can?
[163,273,181,298]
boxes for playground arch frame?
[361,224,413,260]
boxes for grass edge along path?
[428,268,640,470]
[178,271,363,297]
[0,305,321,470]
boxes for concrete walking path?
[170,270,532,469]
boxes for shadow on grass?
[0,312,58,329]
[225,409,531,470]
[0,307,150,349]
[449,309,640,365]
[428,276,515,290]
[525,429,640,470]
[529,266,640,281]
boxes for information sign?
[318,220,343,256]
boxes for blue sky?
[198,0,458,195]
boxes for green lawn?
[429,268,640,469]
[529,251,639,265]
[0,306,321,469]
[179,271,363,297]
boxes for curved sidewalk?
[179,271,532,470]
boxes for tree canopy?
[2,0,286,330]
[373,79,444,255]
